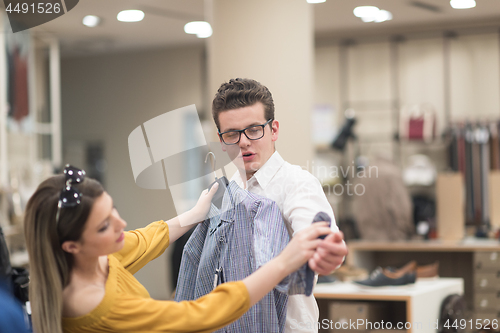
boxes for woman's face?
[68,191,127,258]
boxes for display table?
[314,278,464,333]
[345,238,500,320]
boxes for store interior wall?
[61,45,204,299]
[315,31,500,170]
[60,30,500,299]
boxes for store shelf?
[345,240,500,322]
[315,278,463,333]
[347,238,500,253]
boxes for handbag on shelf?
[399,104,437,143]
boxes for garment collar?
[207,180,248,224]
[231,151,285,190]
[251,151,285,189]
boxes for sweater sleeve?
[103,281,250,333]
[113,221,170,274]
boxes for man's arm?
[283,171,347,275]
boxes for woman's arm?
[166,183,219,244]
[114,184,218,272]
[243,222,332,306]
[78,223,332,333]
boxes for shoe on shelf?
[333,265,369,282]
[416,261,439,279]
[386,260,417,275]
[386,260,439,278]
[353,267,416,287]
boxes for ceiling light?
[450,0,476,9]
[82,15,101,27]
[354,6,392,23]
[307,0,326,3]
[117,10,144,22]
[184,21,213,38]
[353,6,380,18]
[374,10,393,22]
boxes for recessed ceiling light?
[307,0,326,3]
[450,0,476,9]
[184,21,213,38]
[117,10,144,23]
[82,15,101,27]
[375,10,393,23]
[354,6,392,23]
[353,6,380,18]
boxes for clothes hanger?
[205,151,229,209]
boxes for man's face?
[218,102,279,180]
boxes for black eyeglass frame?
[55,165,86,225]
[218,119,273,145]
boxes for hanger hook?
[205,152,217,174]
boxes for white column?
[49,37,62,168]
[207,0,314,168]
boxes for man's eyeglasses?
[218,119,273,145]
[55,165,86,224]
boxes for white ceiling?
[16,0,500,56]
[316,0,500,40]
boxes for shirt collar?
[231,151,285,190]
[207,180,247,224]
[252,151,285,189]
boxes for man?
[212,78,348,333]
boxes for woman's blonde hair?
[24,174,103,333]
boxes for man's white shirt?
[232,151,338,333]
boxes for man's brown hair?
[212,78,275,131]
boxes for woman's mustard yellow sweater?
[62,221,250,333]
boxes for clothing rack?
[445,120,499,231]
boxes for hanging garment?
[472,127,483,224]
[464,123,475,224]
[399,104,436,142]
[7,47,29,122]
[175,181,307,333]
[457,124,466,176]
[447,125,459,172]
[477,125,490,227]
[489,122,500,170]
[351,157,414,241]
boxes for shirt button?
[219,236,225,242]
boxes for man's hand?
[308,231,348,275]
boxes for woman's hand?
[167,183,220,242]
[190,183,219,223]
[276,222,333,276]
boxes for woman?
[24,166,331,333]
